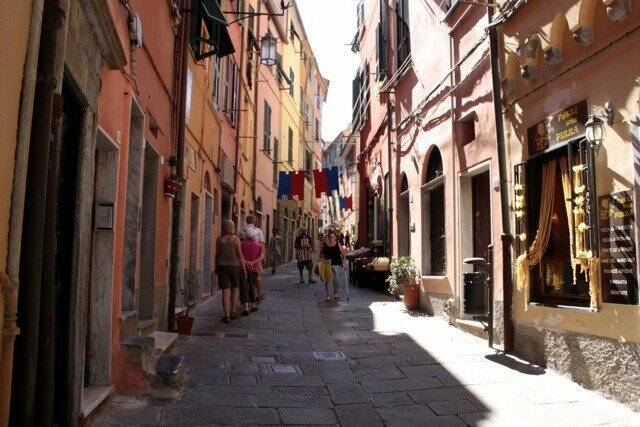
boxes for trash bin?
[462,271,487,317]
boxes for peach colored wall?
[0,0,32,275]
[97,0,177,392]
[500,0,640,341]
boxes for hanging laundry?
[345,196,353,211]
[290,171,305,200]
[313,169,329,198]
[327,166,340,192]
[277,172,291,199]
[339,197,347,210]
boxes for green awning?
[194,0,235,60]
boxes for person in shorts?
[295,227,316,284]
[240,214,266,301]
[215,220,247,323]
[241,231,263,316]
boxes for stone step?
[453,317,489,340]
[81,385,114,419]
[151,331,178,354]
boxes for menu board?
[599,190,638,304]
[527,100,589,156]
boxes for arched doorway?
[421,147,446,275]
[398,173,410,257]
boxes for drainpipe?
[488,6,514,352]
[233,14,246,215]
[10,0,69,424]
[386,95,394,257]
[250,1,262,206]
[168,0,189,331]
[1,1,45,424]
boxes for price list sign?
[599,190,638,304]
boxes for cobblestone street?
[94,264,640,426]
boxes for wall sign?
[95,203,115,231]
[527,100,589,156]
[599,190,638,304]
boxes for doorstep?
[453,318,488,340]
[81,385,114,418]
[152,330,178,354]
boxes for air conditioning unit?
[129,13,143,49]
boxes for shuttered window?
[396,0,411,68]
[263,101,272,154]
[287,127,293,164]
[212,56,222,107]
[273,138,279,185]
[376,0,387,80]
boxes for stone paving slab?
[94,263,640,426]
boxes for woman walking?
[320,230,347,303]
[240,227,264,315]
[215,220,246,323]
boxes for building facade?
[353,0,508,344]
[497,0,640,408]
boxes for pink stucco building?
[354,0,509,345]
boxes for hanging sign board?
[599,190,638,304]
[527,100,589,156]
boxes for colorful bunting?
[277,172,291,198]
[313,169,329,197]
[327,166,339,192]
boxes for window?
[263,101,272,154]
[315,118,319,141]
[446,0,460,11]
[305,148,312,181]
[459,115,476,146]
[273,138,279,185]
[287,127,293,164]
[316,83,321,109]
[246,32,256,89]
[376,0,388,79]
[357,0,365,31]
[422,147,446,275]
[289,68,295,97]
[223,57,231,114]
[517,140,597,306]
[396,0,411,68]
[212,56,222,107]
[227,61,240,126]
[352,63,370,131]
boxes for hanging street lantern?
[260,30,277,66]
[585,114,605,155]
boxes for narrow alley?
[94,264,639,426]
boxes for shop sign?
[598,190,638,304]
[527,100,589,156]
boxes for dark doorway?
[472,171,491,268]
[203,192,213,296]
[189,194,199,304]
[138,144,158,320]
[398,174,411,257]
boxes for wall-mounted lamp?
[586,102,614,155]
[260,30,277,66]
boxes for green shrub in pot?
[387,256,420,295]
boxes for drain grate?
[313,350,346,361]
[222,332,249,339]
[193,331,216,337]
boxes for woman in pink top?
[240,235,263,315]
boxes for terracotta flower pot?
[403,283,420,310]
[176,316,194,335]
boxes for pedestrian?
[295,227,316,284]
[345,231,351,250]
[339,231,345,246]
[320,229,347,303]
[215,220,247,323]
[240,214,266,301]
[269,228,282,274]
[240,230,263,316]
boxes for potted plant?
[387,257,421,310]
[175,287,194,335]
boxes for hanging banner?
[527,100,589,156]
[599,190,638,305]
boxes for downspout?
[251,1,262,206]
[488,6,514,352]
[1,0,45,424]
[10,0,70,424]
[233,16,246,213]
[168,0,189,331]
[387,96,394,257]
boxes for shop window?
[422,147,446,275]
[516,140,598,307]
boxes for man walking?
[269,228,282,274]
[295,227,316,284]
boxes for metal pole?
[168,0,190,331]
[488,6,514,352]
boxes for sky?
[296,0,360,142]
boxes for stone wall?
[514,322,640,410]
